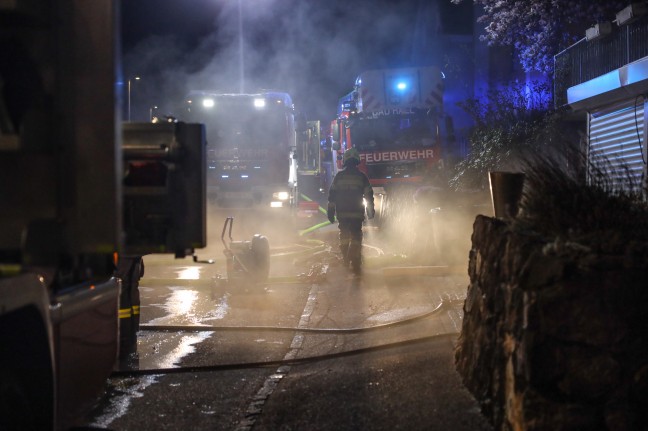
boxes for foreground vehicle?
[0,2,205,429]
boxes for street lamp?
[149,105,158,122]
[127,76,140,121]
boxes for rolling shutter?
[588,98,647,192]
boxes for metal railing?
[554,13,648,108]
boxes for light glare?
[177,267,200,280]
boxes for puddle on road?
[148,287,201,325]
[153,331,213,369]
[147,287,230,325]
[90,331,212,428]
[90,281,227,428]
[203,292,230,321]
[89,375,158,429]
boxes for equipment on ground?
[221,217,270,286]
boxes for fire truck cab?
[183,91,298,213]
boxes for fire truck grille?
[366,161,423,179]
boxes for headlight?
[273,191,290,201]
[270,201,283,208]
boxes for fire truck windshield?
[191,102,286,150]
[350,112,437,151]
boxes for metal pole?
[238,0,244,93]
[127,79,131,122]
[128,76,140,122]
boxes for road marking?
[235,274,322,431]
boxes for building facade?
[555,5,648,192]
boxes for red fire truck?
[328,66,453,220]
[183,91,298,213]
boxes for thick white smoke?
[122,0,431,122]
[121,0,486,263]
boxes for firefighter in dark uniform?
[116,255,143,359]
[327,148,375,275]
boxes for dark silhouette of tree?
[450,0,626,73]
[449,81,580,190]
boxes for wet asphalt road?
[79,214,492,431]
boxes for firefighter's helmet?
[343,148,361,166]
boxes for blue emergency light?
[388,77,412,104]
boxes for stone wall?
[455,215,648,430]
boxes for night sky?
[120,0,473,122]
[121,0,220,52]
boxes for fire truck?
[182,91,298,213]
[328,66,454,220]
[0,1,205,429]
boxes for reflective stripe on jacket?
[328,165,374,220]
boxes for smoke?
[122,0,425,122]
[368,186,492,266]
[121,0,484,260]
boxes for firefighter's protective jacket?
[328,165,374,220]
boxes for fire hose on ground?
[111,298,464,378]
